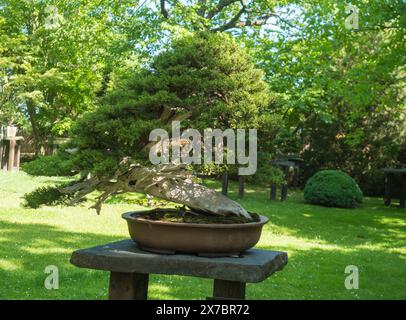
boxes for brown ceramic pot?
[122,210,269,256]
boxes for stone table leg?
[108,272,149,300]
[384,173,392,206]
[400,174,406,209]
[212,279,246,300]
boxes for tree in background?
[0,0,153,152]
[254,0,406,193]
[3,0,405,196]
[0,0,297,154]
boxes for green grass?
[0,171,405,300]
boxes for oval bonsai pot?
[122,210,269,256]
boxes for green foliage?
[257,166,286,187]
[252,152,286,186]
[0,0,150,150]
[68,31,271,177]
[22,184,73,209]
[304,170,363,208]
[0,0,288,152]
[357,169,386,197]
[22,154,74,177]
[5,0,404,205]
[253,0,406,185]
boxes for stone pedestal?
[70,239,288,300]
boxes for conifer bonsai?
[24,31,271,221]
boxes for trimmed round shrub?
[22,154,74,177]
[304,170,363,208]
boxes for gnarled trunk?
[60,164,252,220]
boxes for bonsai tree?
[24,31,271,220]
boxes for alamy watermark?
[44,5,64,30]
[44,265,59,290]
[344,265,359,289]
[344,4,359,30]
[149,121,257,175]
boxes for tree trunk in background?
[26,101,44,156]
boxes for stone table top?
[70,240,288,283]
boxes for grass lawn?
[0,170,405,300]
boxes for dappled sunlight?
[373,216,406,228]
[257,233,354,253]
[148,275,211,300]
[148,282,176,300]
[21,246,72,255]
[0,259,22,271]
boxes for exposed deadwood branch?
[60,164,252,219]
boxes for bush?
[304,170,363,208]
[22,154,74,177]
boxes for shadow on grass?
[0,220,121,300]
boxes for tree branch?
[238,15,273,28]
[197,0,208,17]
[206,0,241,19]
[211,4,246,32]
[160,0,169,18]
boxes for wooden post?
[270,184,277,200]
[15,141,21,171]
[400,174,406,209]
[281,184,288,201]
[221,172,229,196]
[238,175,244,199]
[212,279,246,300]
[108,272,149,300]
[7,139,15,171]
[293,166,300,189]
[384,173,392,206]
[1,140,8,170]
[0,140,3,169]
[280,166,289,201]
